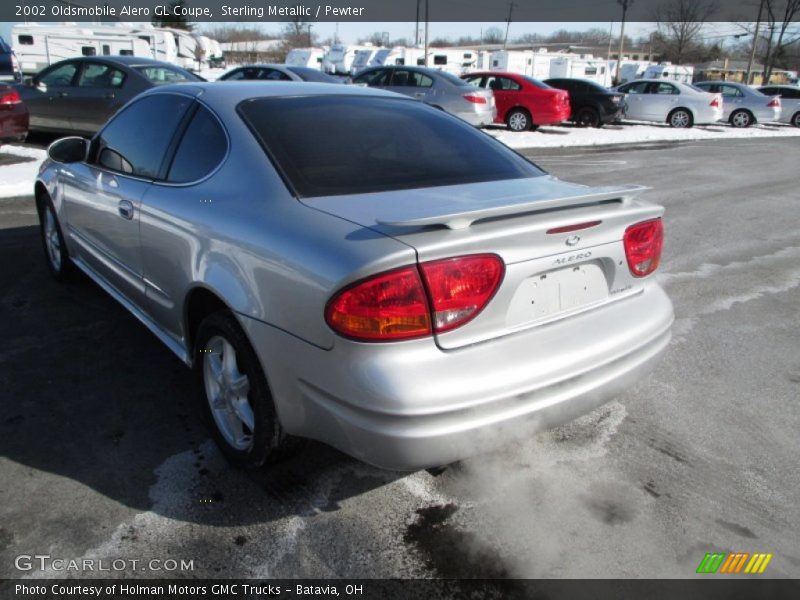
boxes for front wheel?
[730,109,753,128]
[39,195,77,282]
[668,109,693,128]
[194,311,301,469]
[506,108,532,132]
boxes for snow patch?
[0,144,47,199]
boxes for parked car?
[0,37,22,83]
[0,84,28,142]
[461,71,571,131]
[352,66,496,127]
[217,64,341,83]
[694,81,781,127]
[757,84,800,127]
[613,79,723,128]
[543,77,626,127]
[36,82,672,471]
[16,56,202,135]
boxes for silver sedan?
[217,63,342,83]
[36,83,673,471]
[613,79,723,127]
[757,84,800,127]
[695,81,782,127]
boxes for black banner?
[3,579,800,600]
[3,0,786,23]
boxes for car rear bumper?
[754,106,781,122]
[240,282,673,470]
[457,106,497,127]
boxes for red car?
[462,71,571,132]
[0,85,28,142]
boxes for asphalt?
[0,136,798,583]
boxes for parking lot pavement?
[1,137,798,581]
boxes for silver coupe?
[36,82,673,470]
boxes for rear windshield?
[133,65,201,85]
[522,76,551,89]
[435,70,472,87]
[238,95,544,198]
[286,66,339,83]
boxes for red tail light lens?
[710,96,721,108]
[767,97,780,108]
[325,266,431,341]
[0,89,21,105]
[623,219,663,277]
[420,254,504,333]
[463,93,487,104]
[326,255,504,341]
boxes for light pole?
[745,0,765,85]
[614,0,634,86]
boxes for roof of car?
[143,81,402,107]
[48,55,184,68]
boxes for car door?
[352,68,393,89]
[24,60,80,131]
[68,61,127,133]
[618,81,650,120]
[719,84,744,117]
[648,82,680,121]
[484,75,521,120]
[60,93,194,308]
[385,69,428,101]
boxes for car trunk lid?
[303,176,663,349]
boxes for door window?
[77,63,126,88]
[352,69,391,86]
[258,69,292,81]
[93,94,193,179]
[486,76,521,91]
[620,81,649,94]
[652,83,679,95]
[38,62,78,87]
[719,85,744,98]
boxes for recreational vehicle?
[323,44,373,75]
[425,48,479,75]
[643,63,694,84]
[549,55,612,86]
[163,28,198,70]
[285,48,326,68]
[130,27,178,64]
[11,24,151,74]
[350,47,385,74]
[489,50,553,79]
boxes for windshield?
[238,95,544,198]
[134,65,202,85]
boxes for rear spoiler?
[376,184,650,230]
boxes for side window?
[720,85,743,98]
[18,35,34,45]
[410,72,433,88]
[654,83,678,95]
[390,70,412,86]
[166,106,227,183]
[221,68,250,81]
[463,76,485,88]
[38,62,78,87]
[486,76,520,91]
[353,69,390,86]
[433,55,447,66]
[82,46,96,57]
[621,81,649,94]
[102,45,110,55]
[259,69,292,81]
[77,63,126,88]
[94,94,193,179]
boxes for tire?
[575,107,601,128]
[38,194,77,282]
[506,108,532,132]
[729,109,753,128]
[792,112,800,128]
[194,311,301,469]
[668,108,693,128]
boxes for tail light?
[767,97,780,108]
[0,89,21,106]
[463,93,487,104]
[710,96,721,108]
[326,255,504,341]
[623,219,663,278]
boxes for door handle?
[118,200,134,220]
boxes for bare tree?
[653,0,718,63]
[761,0,800,81]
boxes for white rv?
[617,60,656,83]
[643,63,694,84]
[549,55,612,86]
[380,47,426,67]
[131,28,178,64]
[489,50,553,79]
[12,24,151,74]
[163,28,198,70]
[285,48,325,69]
[425,48,478,75]
[350,47,385,74]
[323,44,373,75]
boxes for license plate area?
[506,262,609,327]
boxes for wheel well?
[34,182,49,217]
[185,288,230,352]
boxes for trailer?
[549,55,612,86]
[285,47,326,69]
[350,47,386,74]
[12,24,152,74]
[643,63,694,84]
[424,48,479,75]
[489,50,554,79]
[129,27,178,64]
[322,44,373,75]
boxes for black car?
[543,78,625,127]
[16,56,203,135]
[0,37,21,83]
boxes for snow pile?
[488,121,800,149]
[0,144,47,199]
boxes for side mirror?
[48,137,89,164]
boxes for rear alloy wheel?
[668,109,692,128]
[730,109,753,128]
[39,196,76,282]
[506,108,532,132]
[792,112,800,128]
[575,107,600,128]
[194,311,301,468]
